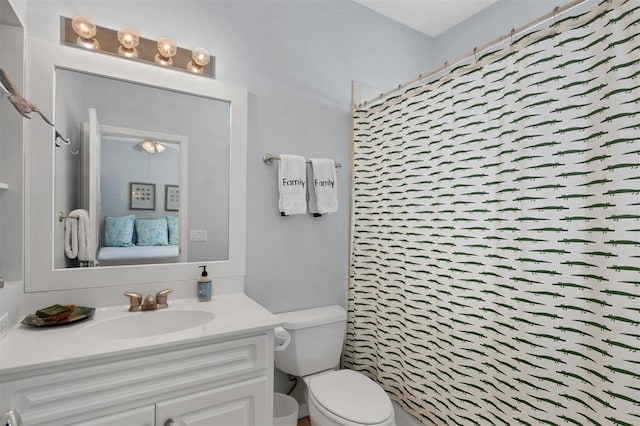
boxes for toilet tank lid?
[276,305,346,330]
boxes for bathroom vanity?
[0,294,280,425]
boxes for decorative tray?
[21,306,96,327]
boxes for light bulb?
[71,16,99,49]
[142,140,155,153]
[192,48,210,66]
[117,27,139,50]
[117,28,139,58]
[72,16,97,39]
[187,47,210,74]
[155,142,166,153]
[155,37,177,66]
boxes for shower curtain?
[345,1,640,425]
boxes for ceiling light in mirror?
[187,48,210,75]
[140,140,166,153]
[71,16,99,49]
[117,27,140,58]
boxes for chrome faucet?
[124,289,172,311]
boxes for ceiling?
[353,0,499,37]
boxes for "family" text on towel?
[315,179,335,188]
[282,178,305,188]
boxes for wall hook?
[0,68,74,153]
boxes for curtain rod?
[359,0,589,108]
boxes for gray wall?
[100,138,179,221]
[0,21,24,281]
[26,0,435,313]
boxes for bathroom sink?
[82,309,215,339]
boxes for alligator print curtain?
[345,1,640,425]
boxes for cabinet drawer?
[4,334,269,425]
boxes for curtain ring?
[510,28,515,45]
[553,6,559,25]
[473,46,478,63]
[444,61,448,73]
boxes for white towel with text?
[309,158,338,214]
[278,154,307,215]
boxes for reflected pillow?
[104,215,135,247]
[166,216,179,245]
[135,218,169,246]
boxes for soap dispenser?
[198,265,212,301]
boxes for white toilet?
[275,305,396,426]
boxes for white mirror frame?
[24,39,247,292]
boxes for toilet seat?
[308,369,393,425]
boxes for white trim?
[24,38,247,293]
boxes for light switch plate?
[190,230,208,242]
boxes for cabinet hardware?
[2,410,22,426]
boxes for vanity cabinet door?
[155,376,269,426]
[68,405,155,426]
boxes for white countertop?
[0,294,281,377]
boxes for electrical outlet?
[0,313,9,342]
[190,230,208,242]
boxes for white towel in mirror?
[65,209,96,262]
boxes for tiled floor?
[297,416,311,426]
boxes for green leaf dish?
[21,306,96,327]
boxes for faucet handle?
[156,289,172,308]
[124,292,143,312]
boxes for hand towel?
[64,216,78,259]
[309,158,338,214]
[69,208,96,262]
[278,154,307,215]
[306,166,321,217]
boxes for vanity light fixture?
[155,37,178,66]
[62,17,215,78]
[117,27,140,59]
[187,48,211,74]
[71,16,99,49]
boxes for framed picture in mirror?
[165,185,179,211]
[130,182,155,210]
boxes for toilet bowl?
[305,370,395,426]
[274,305,396,426]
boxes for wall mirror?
[25,39,247,293]
[54,68,229,269]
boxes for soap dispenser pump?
[198,265,212,301]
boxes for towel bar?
[58,211,79,222]
[262,153,341,169]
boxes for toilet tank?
[274,305,347,377]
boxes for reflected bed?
[97,245,179,266]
